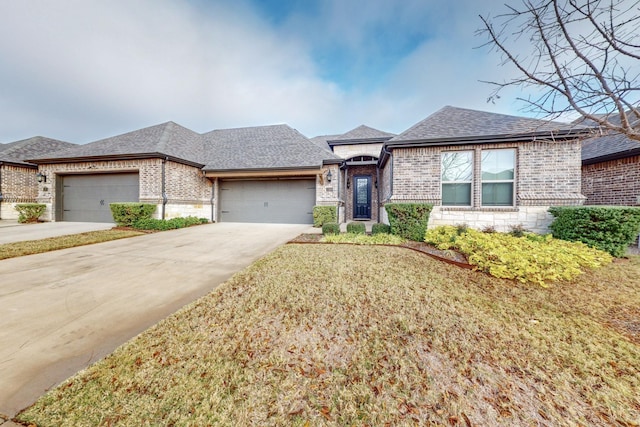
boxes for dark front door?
[353,175,371,219]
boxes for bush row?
[384,203,433,241]
[132,216,208,230]
[313,206,337,227]
[15,203,46,223]
[549,206,640,257]
[110,203,156,226]
[425,226,612,287]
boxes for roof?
[309,135,340,151]
[389,106,590,144]
[202,124,340,171]
[582,131,640,164]
[27,122,204,165]
[327,125,395,145]
[0,136,76,166]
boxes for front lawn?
[18,245,640,426]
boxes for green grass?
[17,245,640,426]
[0,230,144,260]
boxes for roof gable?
[329,125,395,143]
[390,106,587,143]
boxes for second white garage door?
[219,179,315,224]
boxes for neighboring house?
[0,136,75,220]
[22,106,591,232]
[581,126,640,207]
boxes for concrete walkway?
[0,221,115,244]
[0,222,309,421]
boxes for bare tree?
[479,0,640,141]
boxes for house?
[0,136,75,220]
[21,106,591,232]
[581,125,640,207]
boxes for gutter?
[24,152,204,169]
[210,178,215,223]
[582,147,640,166]
[161,157,168,219]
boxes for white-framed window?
[481,149,515,207]
[441,151,473,206]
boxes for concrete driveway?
[0,222,309,420]
[0,221,115,244]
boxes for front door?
[353,175,371,219]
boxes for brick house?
[19,106,591,232]
[0,137,75,220]
[581,130,640,207]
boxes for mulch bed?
[288,234,472,269]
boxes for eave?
[582,147,640,165]
[24,152,205,168]
[203,166,323,179]
[327,137,393,146]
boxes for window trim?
[480,148,516,208]
[441,150,474,207]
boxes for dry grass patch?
[18,246,640,426]
[0,229,143,260]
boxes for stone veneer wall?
[315,164,341,222]
[0,164,38,220]
[582,155,640,206]
[35,158,213,221]
[382,139,584,233]
[332,143,383,159]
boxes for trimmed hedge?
[371,223,391,235]
[346,222,366,234]
[322,222,340,235]
[549,206,640,257]
[313,205,338,227]
[384,203,433,241]
[110,203,156,227]
[132,216,208,230]
[15,203,46,223]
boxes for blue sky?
[0,0,525,144]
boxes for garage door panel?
[220,179,315,224]
[62,174,139,222]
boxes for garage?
[59,173,140,222]
[219,179,315,224]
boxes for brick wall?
[0,164,38,220]
[35,158,213,221]
[582,155,640,206]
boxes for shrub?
[425,226,612,287]
[15,203,46,223]
[313,205,337,227]
[508,224,527,238]
[323,233,406,245]
[549,206,640,257]
[132,216,208,231]
[322,222,340,235]
[371,223,391,235]
[384,203,433,241]
[346,222,366,234]
[110,203,156,227]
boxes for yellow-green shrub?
[323,233,406,245]
[425,226,612,287]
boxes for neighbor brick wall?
[0,164,38,220]
[582,155,640,206]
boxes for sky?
[0,0,529,144]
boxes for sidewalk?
[0,221,115,244]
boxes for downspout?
[0,162,3,220]
[161,157,168,220]
[376,164,381,223]
[210,177,215,223]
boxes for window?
[441,151,473,206]
[481,149,515,206]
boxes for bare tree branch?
[478,0,640,142]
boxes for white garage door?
[219,179,315,224]
[61,173,140,222]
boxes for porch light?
[326,170,332,182]
[36,172,47,183]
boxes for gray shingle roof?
[27,121,204,165]
[329,125,395,142]
[0,136,76,166]
[390,106,588,143]
[582,131,640,164]
[202,125,340,171]
[309,135,340,151]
